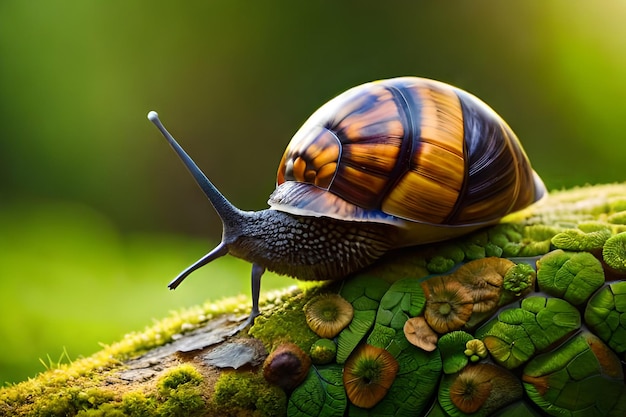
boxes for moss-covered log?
[2,183,626,417]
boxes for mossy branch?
[2,183,626,417]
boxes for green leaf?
[437,331,474,374]
[584,281,626,353]
[287,365,346,417]
[478,297,580,369]
[337,276,390,363]
[367,277,425,352]
[523,333,625,417]
[336,310,376,364]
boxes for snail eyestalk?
[167,242,229,290]
[146,111,241,220]
[147,110,261,326]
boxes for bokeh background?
[1,1,625,384]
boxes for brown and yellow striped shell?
[270,77,545,246]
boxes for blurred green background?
[1,1,625,384]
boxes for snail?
[147,76,545,326]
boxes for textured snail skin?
[229,209,394,282]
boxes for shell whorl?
[274,77,545,244]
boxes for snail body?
[147,77,545,323]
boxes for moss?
[157,385,204,417]
[489,224,523,247]
[157,364,203,393]
[76,405,127,417]
[519,239,552,256]
[121,392,158,416]
[212,371,286,417]
[249,287,321,353]
[29,386,115,417]
[23,366,203,417]
[155,364,205,417]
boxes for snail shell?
[271,77,545,246]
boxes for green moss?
[155,364,205,417]
[121,392,158,416]
[485,241,504,257]
[157,385,204,417]
[67,392,156,417]
[609,199,626,213]
[22,366,203,417]
[490,224,523,245]
[249,287,320,352]
[213,371,286,417]
[523,225,561,242]
[461,242,486,260]
[157,364,203,394]
[0,290,254,414]
[28,386,114,417]
[488,225,521,255]
[76,404,127,417]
